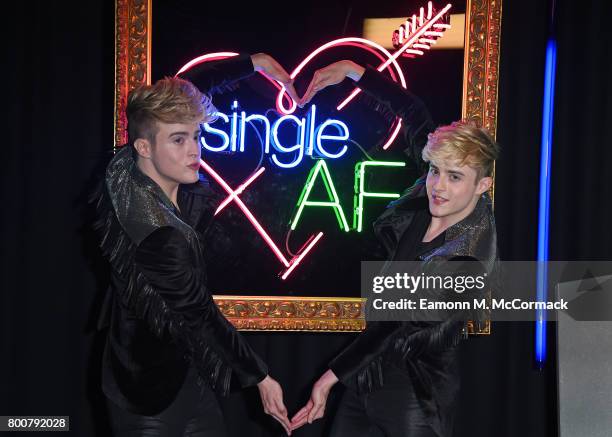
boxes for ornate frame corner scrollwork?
[462,0,503,138]
[114,0,502,334]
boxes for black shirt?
[393,208,445,261]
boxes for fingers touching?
[290,400,313,431]
[300,61,351,106]
[258,376,292,435]
[251,55,356,109]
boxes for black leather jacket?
[92,55,268,415]
[328,67,499,437]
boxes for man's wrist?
[319,369,339,387]
[250,53,268,72]
[344,61,365,82]
[257,374,270,387]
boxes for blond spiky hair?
[126,77,216,145]
[422,121,499,179]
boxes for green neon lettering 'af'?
[354,160,406,232]
[290,160,350,232]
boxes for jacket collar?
[373,176,496,261]
[105,145,188,245]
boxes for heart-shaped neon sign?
[175,3,452,280]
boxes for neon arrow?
[337,3,452,111]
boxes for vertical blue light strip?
[536,39,557,365]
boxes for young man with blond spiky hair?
[292,60,500,437]
[92,53,299,436]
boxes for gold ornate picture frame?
[114,0,502,334]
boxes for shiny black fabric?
[106,368,227,437]
[330,364,438,437]
[134,225,269,387]
[329,192,495,437]
[393,203,445,261]
[327,67,498,437]
[92,54,268,417]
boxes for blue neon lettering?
[271,115,305,168]
[201,112,230,152]
[201,102,350,168]
[241,112,271,153]
[315,119,349,159]
[230,110,238,152]
[306,105,316,156]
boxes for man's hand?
[257,375,292,435]
[251,53,300,108]
[299,60,365,106]
[290,369,339,431]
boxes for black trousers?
[106,368,227,437]
[330,364,438,437]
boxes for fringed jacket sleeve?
[354,66,435,172]
[328,321,404,392]
[133,225,268,392]
[329,318,465,394]
[177,53,255,94]
[328,257,483,393]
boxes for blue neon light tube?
[536,39,557,365]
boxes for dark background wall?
[3,0,610,436]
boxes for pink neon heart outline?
[177,3,452,151]
[176,40,406,151]
[174,45,405,279]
